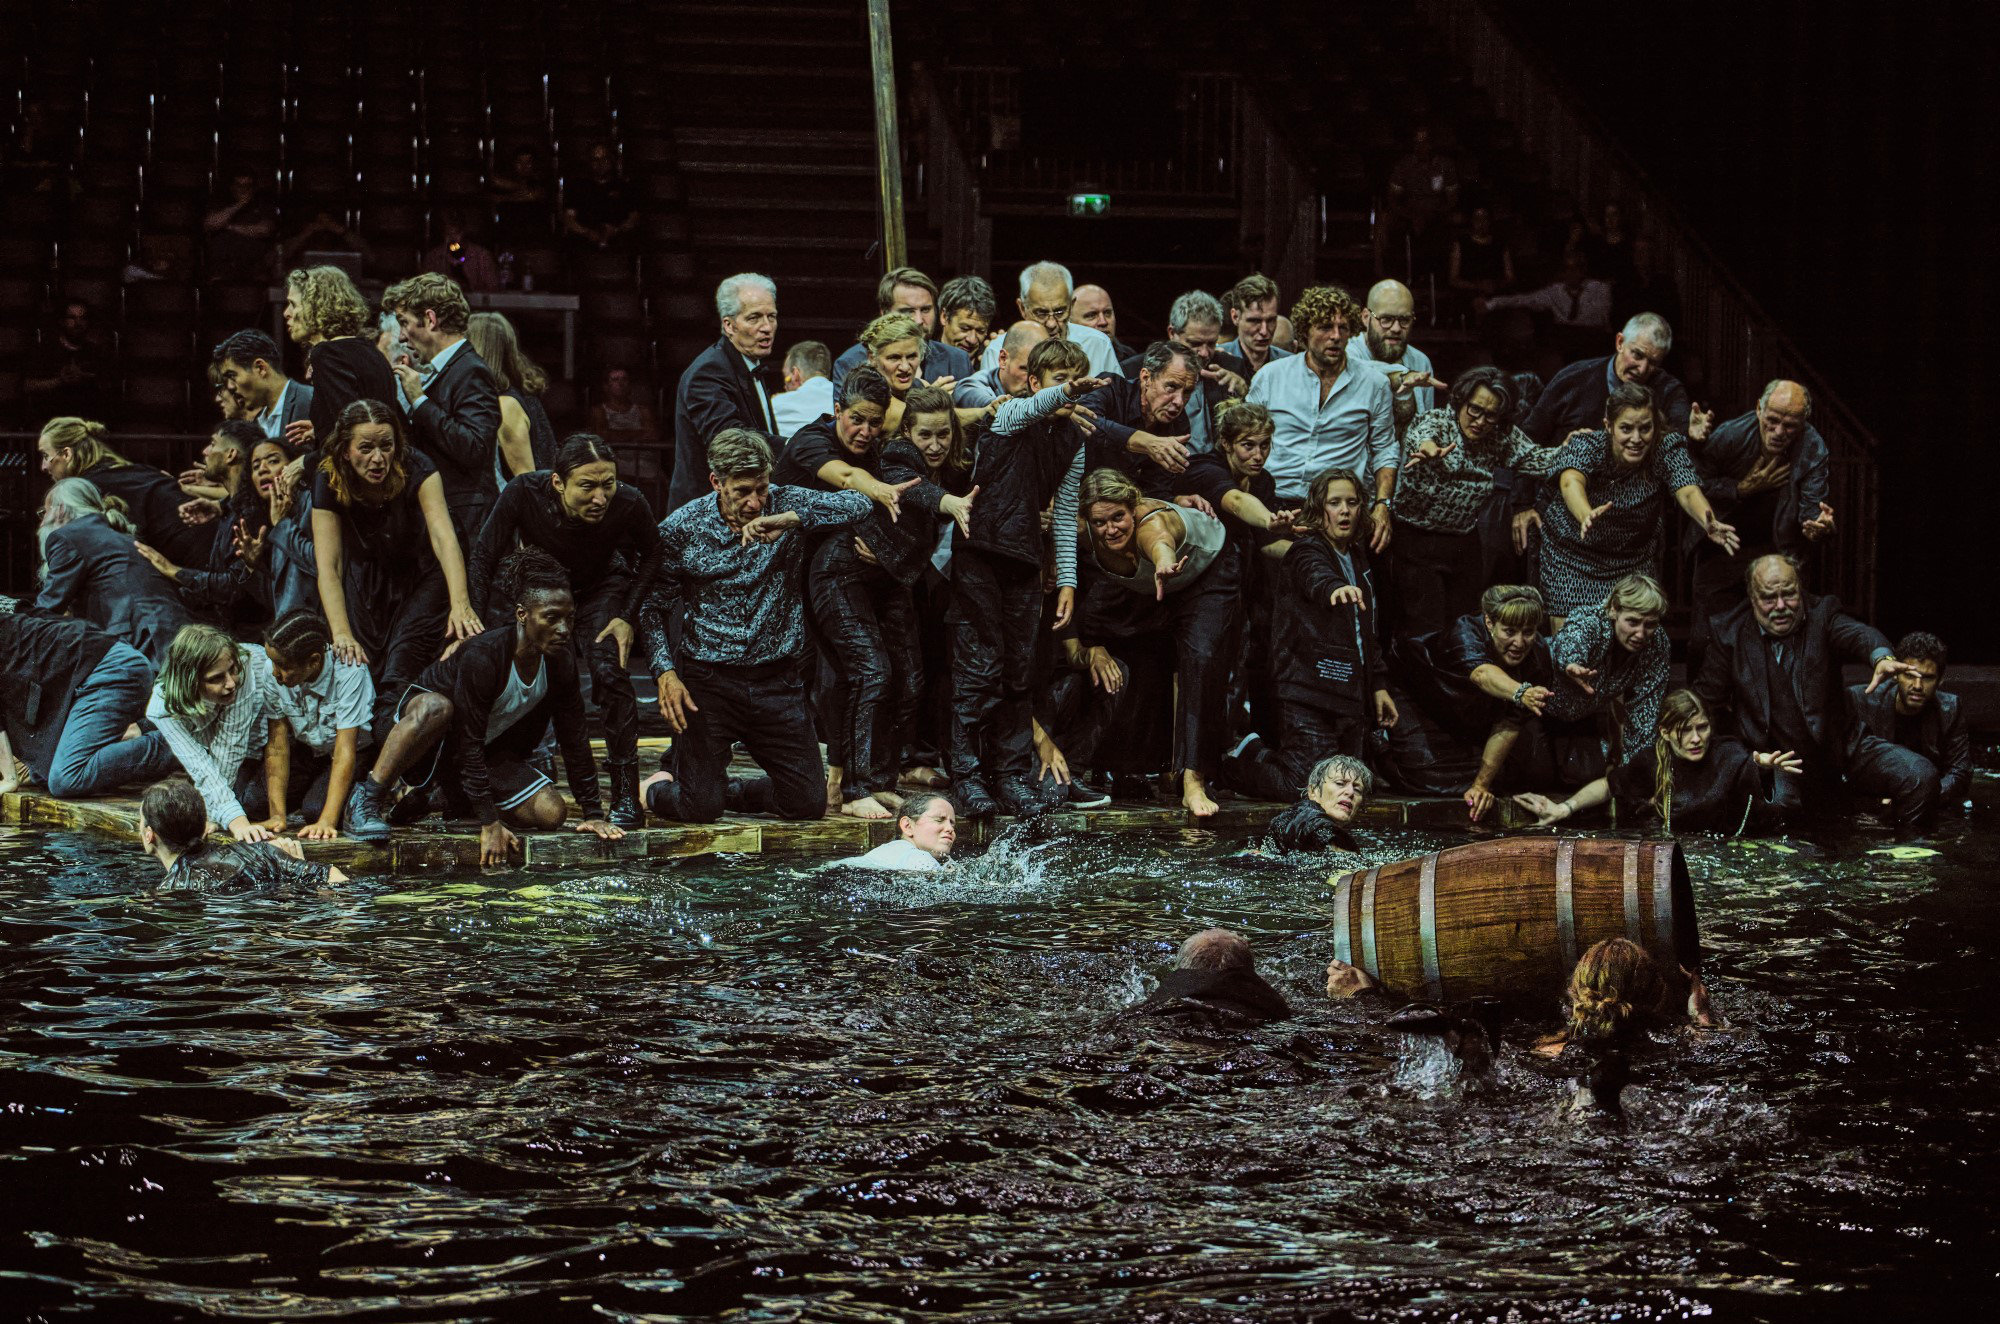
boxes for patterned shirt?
[1393,409,1563,535]
[1546,608,1670,757]
[1538,428,1701,559]
[147,646,280,829]
[640,484,871,672]
[161,841,331,895]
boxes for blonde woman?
[145,625,286,843]
[283,264,400,449]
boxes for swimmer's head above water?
[899,793,957,862]
[1307,755,1371,825]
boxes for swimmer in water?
[831,792,958,871]
[1127,928,1292,1025]
[1533,937,1720,1119]
[140,776,348,893]
[1265,753,1370,852]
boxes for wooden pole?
[865,0,907,271]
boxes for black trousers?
[575,578,639,767]
[1224,700,1367,803]
[1079,555,1241,780]
[355,567,449,747]
[905,576,954,769]
[236,744,335,824]
[646,658,826,823]
[1386,519,1484,648]
[947,548,1044,785]
[1376,688,1486,795]
[1843,734,1943,835]
[811,564,921,797]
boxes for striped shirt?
[146,646,279,829]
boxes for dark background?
[1514,0,1999,657]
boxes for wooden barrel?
[1329,837,1699,1003]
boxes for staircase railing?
[913,62,990,279]
[1238,91,1318,310]
[1414,0,1879,616]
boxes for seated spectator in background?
[423,210,502,293]
[260,610,379,842]
[1381,126,1459,278]
[1694,554,1925,831]
[203,171,278,282]
[1266,754,1370,853]
[670,273,780,512]
[937,276,997,358]
[354,549,623,865]
[562,142,638,251]
[1582,201,1637,293]
[214,329,314,443]
[1070,283,1133,361]
[36,417,213,568]
[467,311,558,472]
[1219,273,1290,376]
[1479,251,1612,341]
[1450,205,1515,299]
[1125,291,1250,456]
[771,341,834,439]
[831,792,958,871]
[35,478,191,667]
[0,611,172,800]
[383,272,504,542]
[1350,280,1440,423]
[954,321,1046,412]
[589,364,661,448]
[830,267,973,392]
[1127,928,1291,1025]
[1684,380,1834,647]
[145,625,285,844]
[25,300,107,420]
[1245,286,1397,543]
[489,147,553,247]
[1513,688,1790,835]
[140,777,346,894]
[1612,234,1682,336]
[1522,312,1691,444]
[979,261,1123,377]
[1846,631,1971,822]
[1545,573,1671,776]
[279,211,372,274]
[287,265,401,451]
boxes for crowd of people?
[0,253,1973,877]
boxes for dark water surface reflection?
[2,814,1996,1320]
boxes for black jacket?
[1077,371,1195,499]
[1270,536,1385,716]
[467,471,663,620]
[963,396,1085,570]
[0,613,119,780]
[33,512,191,668]
[415,625,603,824]
[78,459,214,568]
[1128,965,1293,1024]
[1391,613,1556,747]
[1269,798,1359,853]
[408,341,503,523]
[308,336,400,446]
[1846,682,1973,805]
[1683,410,1832,558]
[1692,594,1888,760]
[670,336,776,512]
[1522,355,1692,445]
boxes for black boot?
[344,776,395,842]
[955,776,999,819]
[605,759,643,830]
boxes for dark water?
[2,802,1997,1321]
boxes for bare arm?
[496,396,535,480]
[260,718,291,831]
[310,507,364,664]
[417,474,483,640]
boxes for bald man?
[1693,554,1928,831]
[1685,380,1836,653]
[1069,283,1133,361]
[1348,279,1439,422]
[954,321,1050,411]
[1127,928,1292,1024]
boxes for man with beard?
[1348,279,1442,432]
[1845,631,1971,828]
[1074,340,1201,499]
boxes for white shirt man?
[1245,310,1396,504]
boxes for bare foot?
[641,769,675,797]
[870,788,906,813]
[826,766,844,812]
[840,795,893,820]
[1181,771,1219,819]
[122,723,143,740]
[899,766,949,789]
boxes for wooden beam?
[865,0,907,271]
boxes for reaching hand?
[1578,499,1613,540]
[1267,507,1303,538]
[1511,792,1569,828]
[1373,688,1399,730]
[232,521,269,566]
[656,670,699,733]
[1405,438,1457,468]
[230,816,275,844]
[1801,501,1836,541]
[1369,502,1393,552]
[1511,508,1541,554]
[179,497,224,525]
[1865,655,1915,694]
[1138,434,1190,474]
[872,476,923,523]
[1688,402,1716,443]
[1518,684,1554,715]
[1325,958,1381,999]
[447,606,486,641]
[1201,362,1248,397]
[1052,585,1075,631]
[1154,550,1191,599]
[1084,646,1125,694]
[1329,584,1366,611]
[133,542,179,582]
[1754,749,1805,774]
[1703,512,1741,555]
[283,418,315,451]
[1063,374,1111,400]
[595,617,633,668]
[1034,734,1072,786]
[941,485,980,538]
[1563,662,1598,695]
[923,375,958,394]
[1464,783,1496,822]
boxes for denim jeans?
[46,643,178,798]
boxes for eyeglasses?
[1462,403,1499,423]
[1373,314,1414,328]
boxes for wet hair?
[784,340,832,380]
[498,545,572,607]
[213,328,284,373]
[1896,631,1948,672]
[39,417,126,472]
[1308,753,1372,801]
[1223,272,1279,313]
[899,384,969,475]
[553,432,618,481]
[1603,573,1667,620]
[837,363,893,414]
[1447,365,1518,430]
[859,312,924,357]
[1603,380,1659,429]
[264,608,332,669]
[1290,284,1365,336]
[1297,465,1366,535]
[157,624,246,726]
[898,791,954,829]
[707,428,772,479]
[319,399,412,505]
[382,271,472,335]
[1080,467,1143,511]
[285,265,374,341]
[141,778,211,856]
[1564,938,1673,1046]
[1216,400,1274,449]
[466,311,547,394]
[1025,336,1088,381]
[1651,689,1711,831]
[876,265,938,311]
[1480,584,1546,632]
[1176,928,1254,972]
[939,275,996,323]
[1139,340,1197,379]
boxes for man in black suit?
[668,272,780,512]
[1119,292,1249,461]
[1521,312,1692,444]
[383,272,503,544]
[827,267,973,393]
[1693,553,1927,832]
[213,329,314,443]
[1846,631,1972,829]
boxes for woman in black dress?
[36,416,214,567]
[467,311,558,473]
[284,264,401,452]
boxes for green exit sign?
[1068,193,1110,218]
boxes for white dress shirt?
[1243,352,1398,501]
[770,375,833,440]
[1349,335,1437,414]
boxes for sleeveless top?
[1089,503,1227,596]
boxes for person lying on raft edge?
[1264,754,1371,853]
[831,792,959,872]
[141,776,349,893]
[1126,928,1292,1026]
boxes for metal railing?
[1414,0,1879,617]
